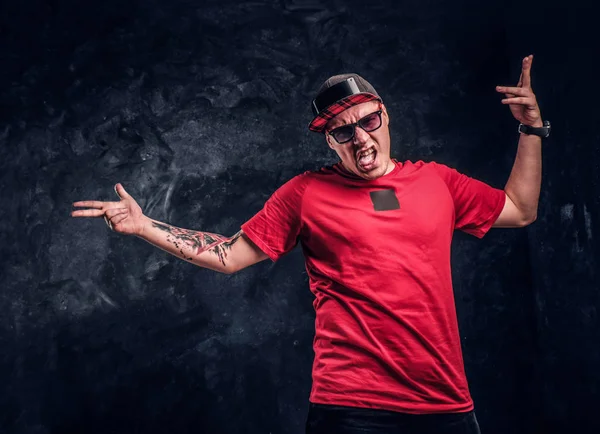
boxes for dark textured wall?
[0,0,597,433]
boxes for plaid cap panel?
[308,93,380,133]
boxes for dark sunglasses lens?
[360,112,382,131]
[332,126,354,143]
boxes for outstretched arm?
[72,183,268,274]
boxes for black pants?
[305,403,481,434]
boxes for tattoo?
[152,222,242,267]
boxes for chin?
[356,160,389,179]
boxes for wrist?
[527,120,544,128]
[137,215,151,238]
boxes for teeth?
[359,149,375,158]
[358,148,376,166]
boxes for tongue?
[359,152,375,166]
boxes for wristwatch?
[518,120,551,138]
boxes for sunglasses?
[327,110,383,144]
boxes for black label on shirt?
[370,189,400,211]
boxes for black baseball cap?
[309,73,382,133]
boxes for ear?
[325,132,336,150]
[381,103,390,126]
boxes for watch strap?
[518,120,551,138]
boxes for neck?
[384,159,396,174]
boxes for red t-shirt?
[241,159,506,414]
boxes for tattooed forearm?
[210,231,243,266]
[151,222,242,266]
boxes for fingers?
[110,211,129,226]
[496,84,536,106]
[71,208,105,217]
[105,208,127,218]
[105,208,128,230]
[72,200,106,209]
[71,202,125,218]
[71,183,133,221]
[103,215,113,230]
[496,86,530,96]
[501,97,527,105]
[500,97,537,108]
[114,183,132,200]
[101,208,128,232]
[521,54,533,88]
[496,55,533,93]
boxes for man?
[72,55,548,433]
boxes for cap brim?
[308,93,380,133]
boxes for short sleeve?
[241,174,310,261]
[429,162,506,238]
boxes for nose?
[352,125,370,146]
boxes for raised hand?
[496,54,543,127]
[71,183,148,236]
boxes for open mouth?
[357,148,377,170]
